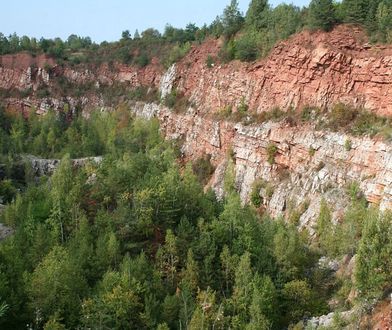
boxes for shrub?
[265,184,275,199]
[163,89,178,108]
[163,42,191,68]
[216,105,233,119]
[235,32,259,62]
[218,40,236,63]
[250,178,266,207]
[206,55,215,68]
[192,155,215,185]
[237,97,249,114]
[266,143,278,165]
[329,103,358,129]
[0,179,16,203]
[300,106,321,122]
[344,139,352,151]
[36,86,51,98]
[163,89,190,113]
[135,53,150,68]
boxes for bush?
[163,42,191,68]
[163,89,190,113]
[0,179,16,203]
[192,155,215,185]
[206,55,215,68]
[235,32,259,62]
[36,86,51,98]
[300,106,321,122]
[237,97,249,114]
[218,40,236,63]
[344,139,352,151]
[250,178,266,207]
[135,53,150,67]
[329,103,358,128]
[216,105,233,119]
[266,143,278,165]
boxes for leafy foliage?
[0,108,346,329]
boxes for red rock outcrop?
[3,25,392,116]
[175,25,392,116]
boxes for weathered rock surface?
[24,155,103,176]
[132,102,392,229]
[3,26,392,117]
[307,310,355,329]
[176,25,392,117]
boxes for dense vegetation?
[1,1,392,329]
[1,105,392,329]
[1,0,392,66]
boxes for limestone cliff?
[133,102,392,232]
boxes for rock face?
[3,25,392,226]
[132,102,392,230]
[25,155,103,176]
[3,26,392,116]
[175,25,392,117]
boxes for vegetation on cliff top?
[1,0,392,66]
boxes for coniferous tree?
[245,0,269,30]
[341,0,372,24]
[308,0,336,31]
[221,0,244,39]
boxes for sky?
[1,0,310,43]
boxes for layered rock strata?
[133,102,392,231]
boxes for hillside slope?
[2,25,392,228]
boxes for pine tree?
[232,252,253,324]
[221,0,244,39]
[180,249,199,292]
[308,0,336,31]
[245,0,269,30]
[157,230,179,287]
[341,0,372,24]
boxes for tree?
[180,249,199,292]
[235,30,260,61]
[247,275,276,329]
[220,245,239,294]
[28,246,88,327]
[376,1,392,42]
[245,0,269,30]
[82,285,144,329]
[221,0,244,39]
[157,230,180,287]
[121,30,131,41]
[315,199,337,256]
[47,154,77,243]
[341,0,373,24]
[232,252,253,323]
[308,0,336,31]
[356,210,392,299]
[188,288,222,330]
[282,280,312,323]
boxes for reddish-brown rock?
[175,25,392,116]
